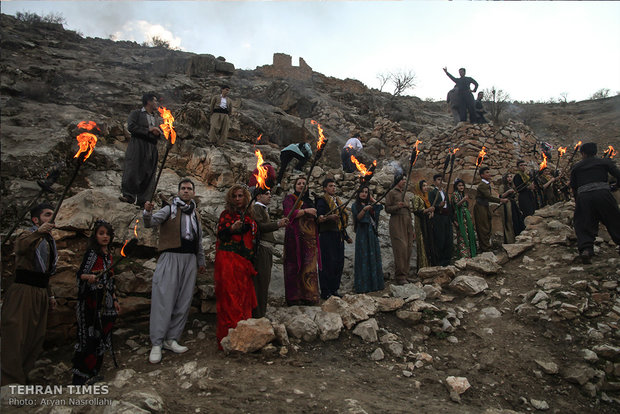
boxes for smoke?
[112,20,183,49]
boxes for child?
[72,220,121,385]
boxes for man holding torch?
[429,174,453,266]
[120,92,163,208]
[473,167,510,252]
[1,203,58,385]
[385,176,415,285]
[143,178,206,364]
[570,142,620,264]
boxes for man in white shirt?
[341,133,363,173]
[208,85,233,145]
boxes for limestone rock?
[352,318,379,342]
[395,310,422,324]
[272,322,290,346]
[313,310,343,341]
[449,275,488,296]
[479,307,501,319]
[592,344,620,361]
[465,255,502,275]
[374,297,405,312]
[530,399,549,411]
[370,348,385,361]
[422,284,442,300]
[123,389,165,413]
[286,314,319,342]
[221,318,276,353]
[561,364,596,385]
[112,369,136,388]
[534,360,559,375]
[445,376,470,394]
[321,296,369,329]
[417,266,456,286]
[502,243,534,259]
[389,284,427,301]
[342,294,377,318]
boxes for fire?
[256,133,262,143]
[539,153,548,171]
[451,147,460,155]
[476,146,487,167]
[77,121,99,131]
[158,107,176,145]
[604,145,617,159]
[557,147,567,157]
[348,144,354,149]
[310,120,327,150]
[254,149,270,190]
[412,139,422,167]
[350,156,375,176]
[133,219,139,237]
[574,140,582,151]
[73,131,98,161]
[120,239,130,257]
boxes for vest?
[157,209,201,253]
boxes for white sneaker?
[162,339,188,354]
[149,345,162,364]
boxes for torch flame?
[158,107,176,145]
[604,145,617,159]
[310,120,327,150]
[120,239,129,257]
[539,153,548,171]
[256,133,262,143]
[412,139,422,167]
[350,156,375,176]
[77,121,99,131]
[476,146,487,167]
[133,219,139,237]
[574,141,582,151]
[451,147,460,155]
[558,147,567,157]
[74,132,98,161]
[254,149,270,190]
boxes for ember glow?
[310,120,327,150]
[350,156,375,177]
[451,147,460,155]
[256,133,263,143]
[539,153,548,171]
[412,139,422,166]
[77,121,99,131]
[254,149,270,190]
[476,146,487,167]
[557,147,567,157]
[73,131,98,161]
[158,107,176,144]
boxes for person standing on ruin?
[429,174,453,266]
[341,133,363,173]
[1,203,58,385]
[143,178,206,363]
[208,85,233,146]
[251,189,288,318]
[513,160,538,217]
[385,176,415,284]
[473,167,510,252]
[475,91,488,124]
[569,142,620,264]
[316,178,351,299]
[120,92,162,208]
[443,67,478,123]
[447,86,460,125]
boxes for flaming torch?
[560,140,582,176]
[95,220,140,279]
[603,145,617,159]
[149,106,177,202]
[554,146,567,176]
[323,157,377,216]
[241,148,271,220]
[372,142,423,207]
[50,122,99,222]
[445,147,460,202]
[431,150,454,208]
[470,146,487,186]
[401,139,422,202]
[286,120,328,220]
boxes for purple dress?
[282,193,320,305]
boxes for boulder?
[352,318,379,342]
[321,296,369,329]
[417,266,456,286]
[313,310,343,341]
[465,256,501,275]
[389,284,427,301]
[374,297,405,312]
[286,314,319,342]
[449,275,488,296]
[220,318,276,353]
[502,243,535,259]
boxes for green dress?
[452,191,477,258]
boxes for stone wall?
[256,53,313,81]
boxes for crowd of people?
[2,88,619,387]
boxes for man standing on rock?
[385,176,415,284]
[443,67,478,123]
[317,178,352,299]
[252,189,288,317]
[1,203,57,385]
[570,142,620,263]
[120,92,162,208]
[473,167,510,252]
[513,160,538,217]
[143,178,206,363]
[429,174,453,266]
[208,85,233,146]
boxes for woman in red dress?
[214,185,258,347]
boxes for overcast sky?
[3,1,619,102]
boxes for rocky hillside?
[1,13,619,414]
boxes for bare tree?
[559,92,568,103]
[483,86,510,124]
[389,70,417,96]
[590,88,610,100]
[376,73,390,92]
